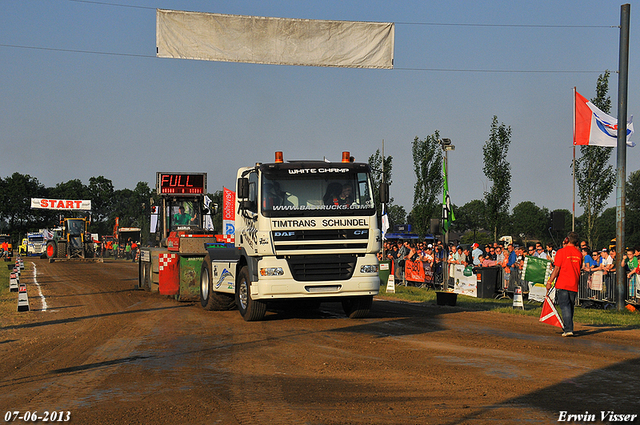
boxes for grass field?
[379,283,640,328]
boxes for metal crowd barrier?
[577,271,616,304]
[407,260,640,307]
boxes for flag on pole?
[539,294,564,329]
[381,204,390,239]
[442,161,455,233]
[574,90,635,147]
[203,195,215,231]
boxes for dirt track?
[1,259,639,425]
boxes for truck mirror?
[240,199,253,210]
[237,178,249,199]
[380,183,389,204]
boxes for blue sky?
[1,0,638,218]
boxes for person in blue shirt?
[581,247,597,271]
[471,243,483,266]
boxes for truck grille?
[272,229,369,253]
[286,254,357,281]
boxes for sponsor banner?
[452,264,477,297]
[223,187,235,221]
[223,220,235,236]
[404,260,433,283]
[31,198,91,211]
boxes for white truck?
[200,151,383,321]
[19,231,47,257]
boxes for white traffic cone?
[386,274,395,294]
[513,286,524,310]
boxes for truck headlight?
[360,265,378,274]
[260,267,284,276]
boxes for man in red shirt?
[546,232,583,337]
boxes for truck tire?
[46,241,57,259]
[200,261,235,311]
[57,241,67,258]
[139,259,148,290]
[342,296,373,319]
[236,265,266,321]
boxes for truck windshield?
[67,219,85,235]
[168,200,201,230]
[261,164,375,217]
[29,236,44,243]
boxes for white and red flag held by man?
[539,293,564,329]
[574,90,634,148]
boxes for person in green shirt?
[174,206,196,226]
[623,248,638,298]
[112,241,119,259]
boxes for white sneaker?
[562,331,574,337]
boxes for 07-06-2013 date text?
[4,411,71,422]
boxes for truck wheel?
[57,242,67,258]
[236,265,266,321]
[342,296,373,319]
[139,259,148,290]
[200,262,236,311]
[46,241,57,259]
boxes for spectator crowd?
[379,237,640,302]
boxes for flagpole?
[381,139,385,261]
[572,87,576,232]
[615,4,630,311]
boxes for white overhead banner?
[31,198,92,211]
[156,9,394,69]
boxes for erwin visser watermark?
[558,411,638,422]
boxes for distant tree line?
[0,173,223,245]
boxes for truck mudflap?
[203,246,242,296]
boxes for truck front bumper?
[250,254,380,300]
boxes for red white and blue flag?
[574,91,634,147]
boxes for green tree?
[111,182,153,242]
[410,132,443,236]
[595,207,616,250]
[368,148,394,227]
[574,70,615,248]
[454,199,486,241]
[88,176,115,236]
[386,204,407,230]
[625,169,640,247]
[510,201,549,241]
[482,116,512,242]
[49,179,89,200]
[0,173,48,241]
[208,190,224,234]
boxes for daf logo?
[353,230,368,235]
[274,231,296,237]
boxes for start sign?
[31,198,92,211]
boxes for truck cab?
[201,151,382,321]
